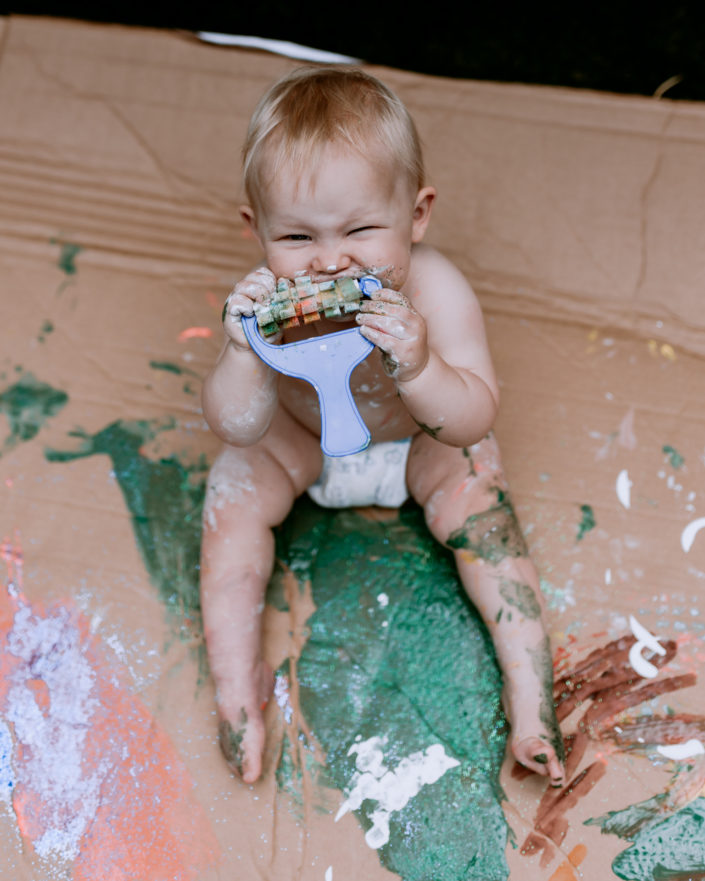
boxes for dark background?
[3,1,705,101]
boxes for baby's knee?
[443,494,529,565]
[422,468,528,565]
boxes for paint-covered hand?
[356,287,429,382]
[222,267,281,348]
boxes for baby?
[200,66,565,787]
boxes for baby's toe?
[512,736,565,786]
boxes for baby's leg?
[200,407,322,783]
[407,432,565,786]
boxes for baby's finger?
[223,292,256,322]
[356,311,417,341]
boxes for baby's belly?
[278,364,418,443]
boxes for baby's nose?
[312,246,351,275]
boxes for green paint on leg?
[219,709,247,775]
[46,419,208,670]
[587,797,705,881]
[498,577,541,620]
[0,372,68,456]
[527,636,565,764]
[461,447,477,476]
[662,444,685,470]
[415,420,443,440]
[276,497,510,881]
[576,504,596,541]
[533,753,548,764]
[446,498,528,565]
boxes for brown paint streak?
[519,632,700,870]
[579,673,697,735]
[554,636,677,721]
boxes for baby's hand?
[222,267,279,348]
[356,287,429,382]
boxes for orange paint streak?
[548,844,587,881]
[178,326,213,342]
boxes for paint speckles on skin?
[219,710,247,775]
[498,577,541,620]
[662,444,685,470]
[576,504,596,542]
[203,449,256,531]
[0,372,68,456]
[527,636,565,764]
[446,498,528,565]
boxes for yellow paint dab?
[660,343,676,361]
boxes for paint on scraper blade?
[272,497,510,881]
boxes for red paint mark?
[178,326,213,342]
[0,542,221,878]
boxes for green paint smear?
[38,320,54,342]
[46,419,208,667]
[528,636,565,764]
[56,242,82,275]
[587,796,705,880]
[149,360,200,379]
[576,504,596,541]
[0,372,68,455]
[446,498,528,565]
[274,497,510,881]
[498,577,541,620]
[662,445,685,470]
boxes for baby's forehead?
[254,141,411,207]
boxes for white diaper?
[307,438,411,509]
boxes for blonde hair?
[242,66,425,206]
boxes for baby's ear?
[239,205,262,245]
[411,187,436,242]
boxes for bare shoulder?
[407,243,473,294]
[407,243,485,331]
[407,244,497,388]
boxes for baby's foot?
[502,688,565,787]
[217,661,273,784]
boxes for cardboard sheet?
[1,15,704,881]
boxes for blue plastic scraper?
[241,275,382,457]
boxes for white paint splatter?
[325,867,333,881]
[616,469,632,509]
[376,593,389,608]
[274,674,293,725]
[657,739,705,760]
[681,517,705,553]
[0,720,13,807]
[628,615,666,679]
[618,408,637,450]
[4,601,105,862]
[334,736,459,849]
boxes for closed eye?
[281,234,311,241]
[348,226,376,235]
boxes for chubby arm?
[356,246,499,447]
[201,268,279,446]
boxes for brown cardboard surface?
[1,15,704,881]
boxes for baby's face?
[243,145,432,292]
